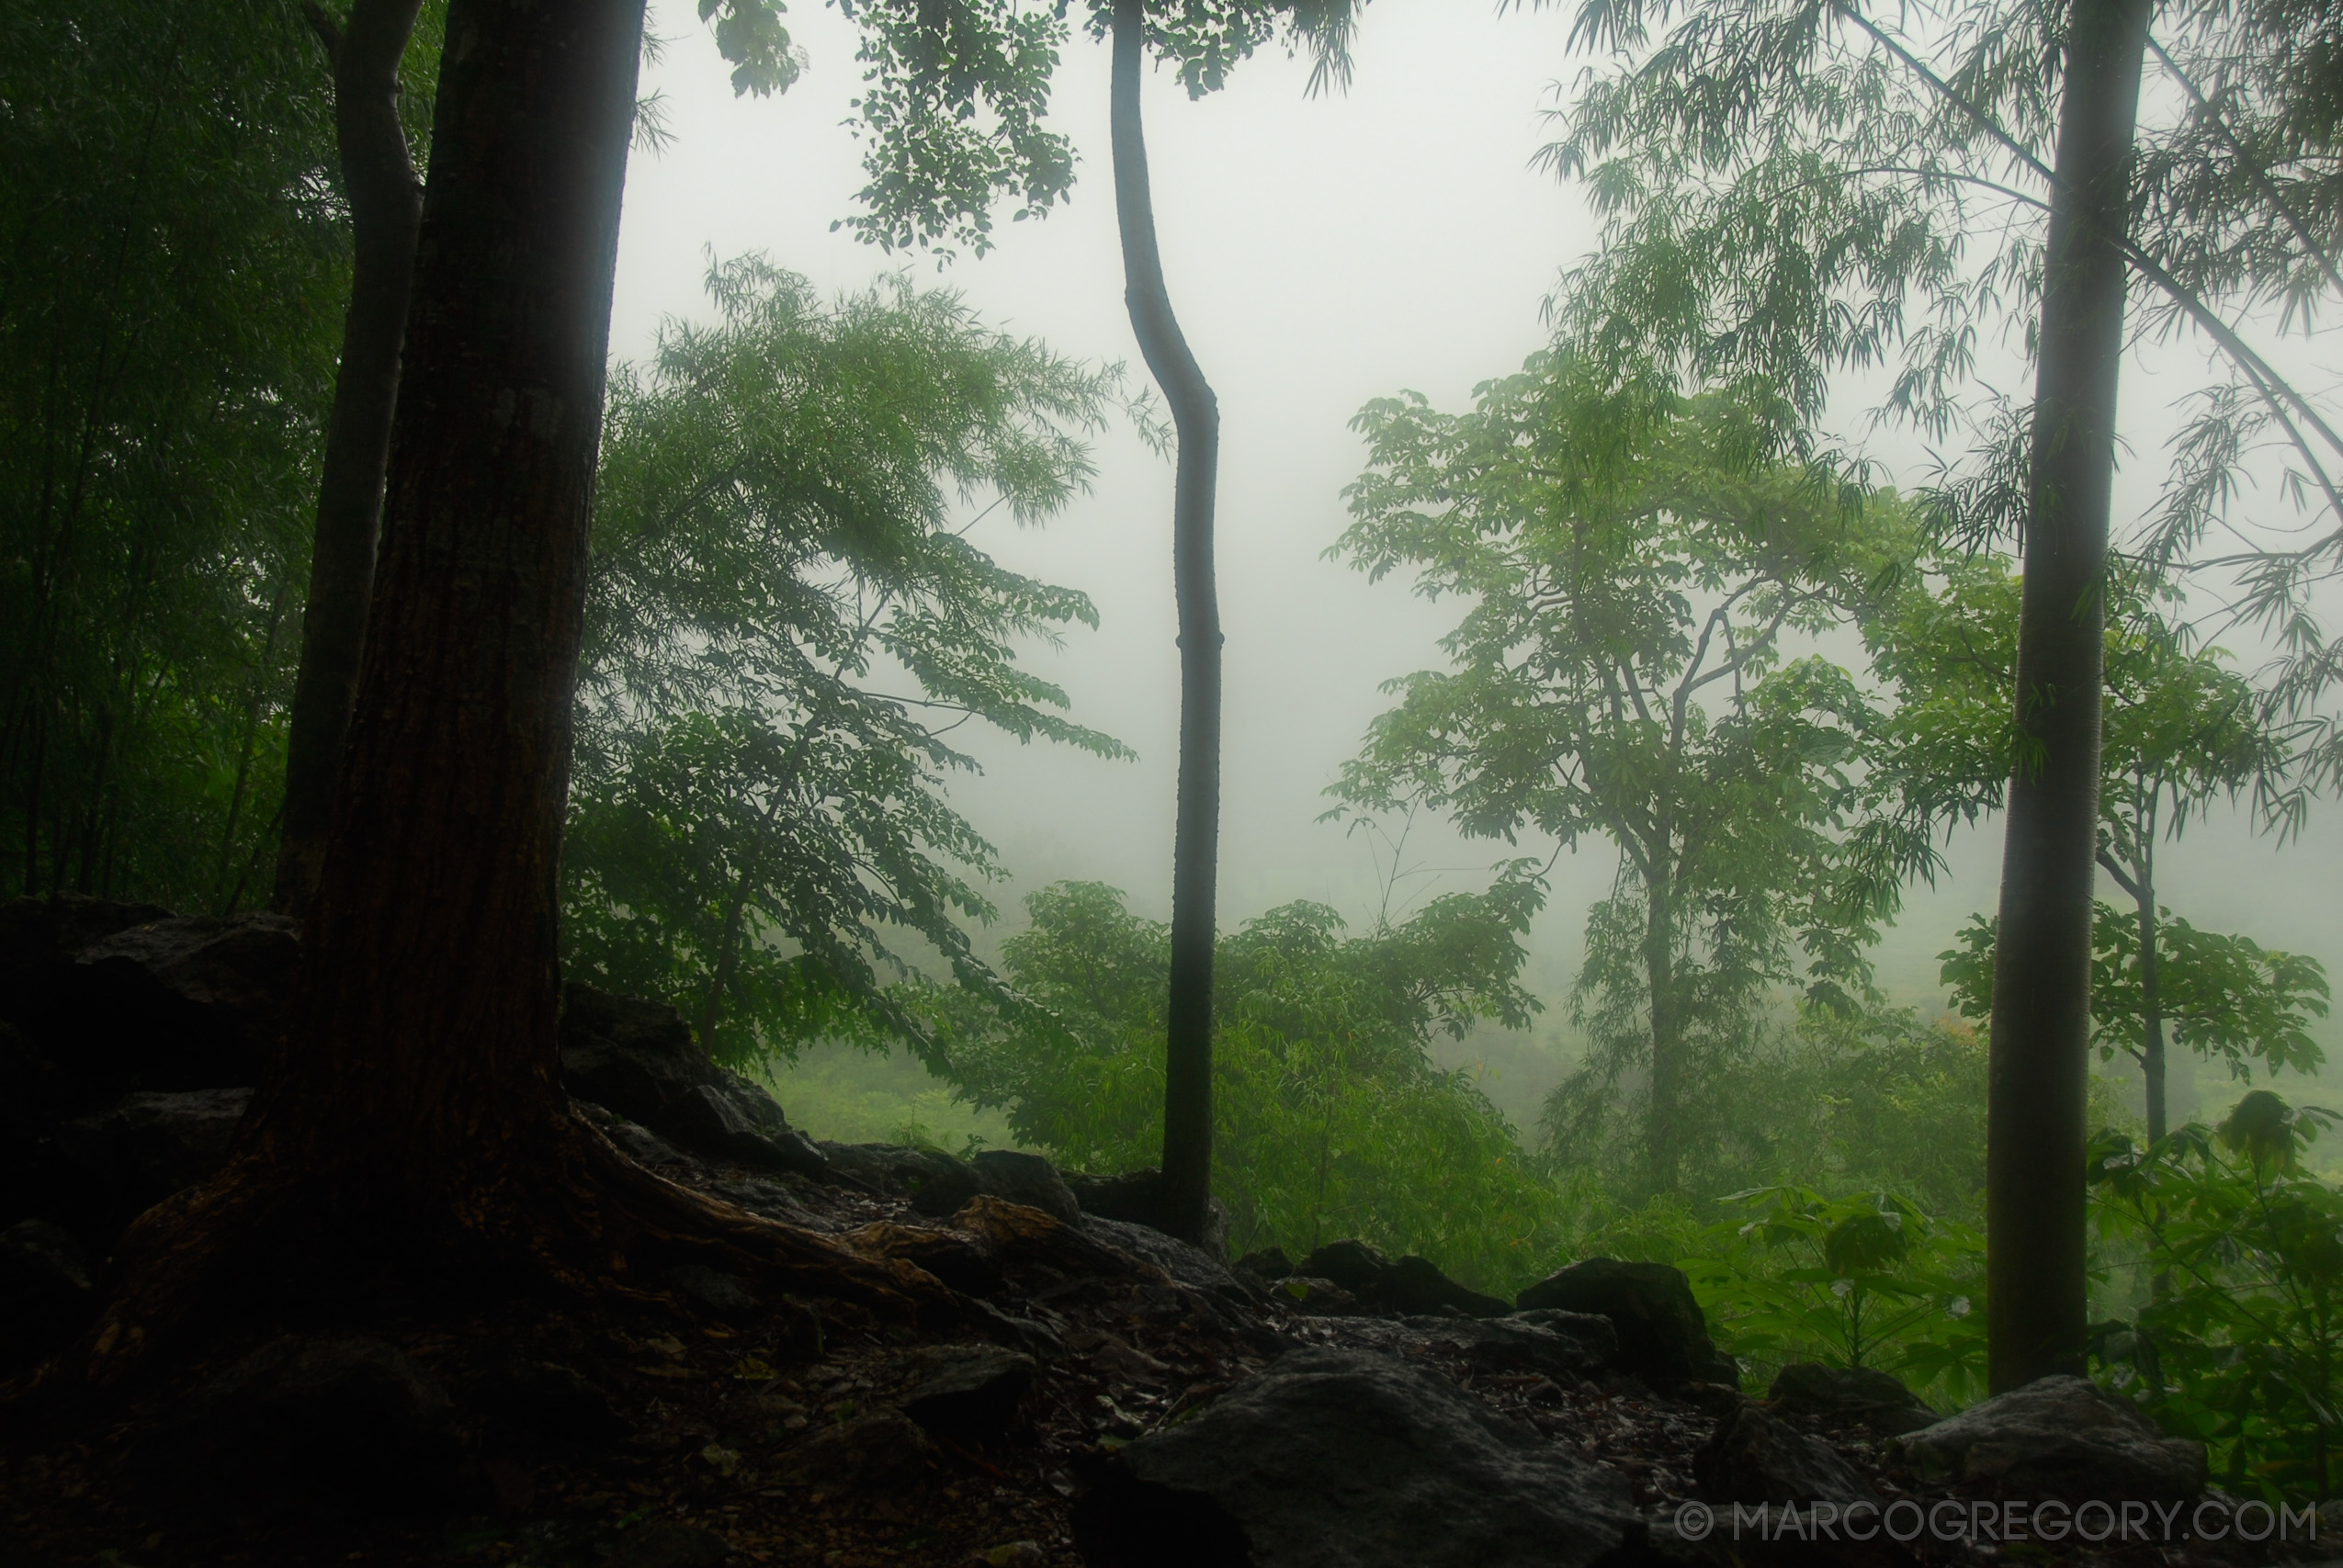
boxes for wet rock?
[1060,1166,1230,1253]
[1079,1213,1249,1302]
[1234,1246,1293,1280]
[475,1360,628,1450]
[1296,1240,1509,1318]
[820,1142,980,1212]
[969,1149,1081,1224]
[666,1264,758,1317]
[1768,1363,1937,1436]
[0,896,175,1055]
[0,1219,94,1365]
[560,984,826,1179]
[705,1175,821,1229]
[1071,1347,1637,1568]
[1516,1258,1739,1385]
[606,1519,730,1568]
[1360,1311,1617,1382]
[778,1409,935,1494]
[842,1220,1004,1295]
[1272,1276,1363,1316]
[1695,1404,1870,1505]
[1890,1373,2207,1500]
[949,1194,1142,1282]
[51,1088,249,1234]
[136,1334,462,1513]
[898,1344,1036,1438]
[63,912,299,1092]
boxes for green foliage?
[1330,350,1928,1193]
[1941,908,2329,1087]
[2090,1093,2343,1501]
[698,0,804,98]
[566,256,1137,1061]
[927,877,1573,1289]
[1682,1187,1987,1404]
[0,0,361,909]
[833,1,1364,258]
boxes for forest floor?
[0,1149,2327,1568]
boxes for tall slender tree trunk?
[1110,0,1223,1247]
[273,0,428,918]
[1986,0,2152,1394]
[69,0,934,1387]
[2134,860,2167,1145]
[1643,867,1680,1197]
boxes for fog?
[609,0,2342,1106]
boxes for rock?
[842,1221,1004,1295]
[474,1360,628,1450]
[63,912,299,1092]
[1398,1311,1617,1381]
[606,1519,730,1568]
[1273,1276,1363,1316]
[665,1264,758,1317]
[0,1219,94,1365]
[1516,1258,1739,1385]
[1060,1166,1230,1254]
[0,896,174,1048]
[51,1088,249,1234]
[1768,1363,1937,1436]
[1300,1239,1390,1294]
[1294,1240,1508,1318]
[1695,1404,1870,1505]
[1373,1255,1511,1318]
[1071,1347,1637,1568]
[898,1344,1036,1438]
[778,1409,935,1494]
[1234,1246,1293,1280]
[1890,1373,2207,1500]
[136,1334,462,1513]
[1079,1213,1249,1302]
[818,1142,978,1207]
[949,1194,1143,1282]
[560,984,827,1179]
[705,1176,821,1230]
[969,1150,1080,1224]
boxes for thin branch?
[2146,33,2343,301]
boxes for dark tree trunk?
[1110,0,1223,1247]
[274,0,428,918]
[2134,863,2166,1145]
[71,0,935,1386]
[1986,0,2151,1394]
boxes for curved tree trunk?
[274,0,428,918]
[1109,0,1223,1247]
[1985,0,2151,1394]
[71,0,938,1387]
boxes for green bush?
[2088,1090,2343,1503]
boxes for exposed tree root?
[18,1111,956,1403]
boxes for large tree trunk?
[1109,0,1223,1247]
[1986,0,2151,1394]
[71,0,935,1387]
[274,0,428,919]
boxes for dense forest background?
[6,0,2339,1497]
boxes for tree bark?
[68,0,938,1387]
[1986,0,2151,1394]
[1110,0,1223,1247]
[1643,866,1679,1196]
[274,0,428,919]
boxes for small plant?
[2088,1090,2343,1503]
[1674,1186,1986,1404]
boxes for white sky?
[608,0,2342,1074]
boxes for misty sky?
[607,0,2341,1084]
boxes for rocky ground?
[2,897,2337,1568]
